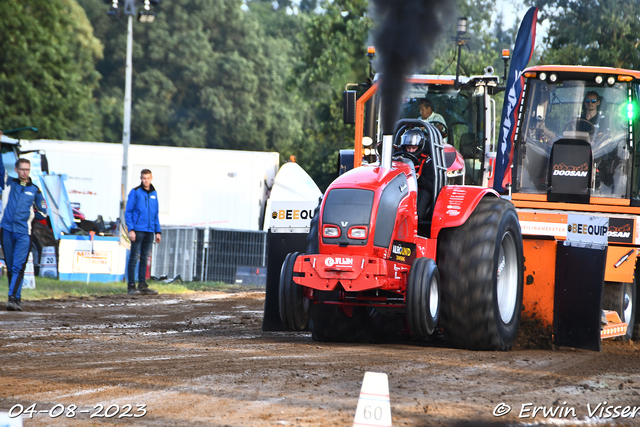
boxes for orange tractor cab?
[342,69,502,188]
[507,65,640,350]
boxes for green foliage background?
[528,0,640,69]
[0,0,103,140]
[2,0,638,190]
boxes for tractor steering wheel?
[392,150,420,165]
[563,117,595,134]
[429,120,448,139]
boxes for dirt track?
[1,291,640,426]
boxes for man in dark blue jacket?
[2,159,47,311]
[125,169,161,295]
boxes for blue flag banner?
[493,7,538,192]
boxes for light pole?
[122,1,134,222]
[105,0,158,222]
[453,17,470,89]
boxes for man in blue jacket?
[125,169,161,295]
[2,159,47,311]
[0,130,4,205]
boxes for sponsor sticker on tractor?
[607,217,634,244]
[390,240,416,264]
[552,162,588,177]
[518,212,568,239]
[324,257,353,267]
[566,214,609,245]
[519,221,567,238]
[444,187,467,217]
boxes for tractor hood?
[322,162,412,250]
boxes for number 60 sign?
[353,372,392,427]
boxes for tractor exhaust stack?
[380,134,394,170]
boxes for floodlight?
[138,10,156,23]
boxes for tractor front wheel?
[278,252,309,331]
[438,197,524,351]
[407,257,440,338]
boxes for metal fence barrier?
[151,227,198,282]
[151,227,267,283]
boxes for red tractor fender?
[430,186,500,239]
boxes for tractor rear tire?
[438,197,524,351]
[278,252,309,331]
[603,280,636,341]
[406,257,440,338]
[309,291,371,343]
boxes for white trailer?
[19,140,280,231]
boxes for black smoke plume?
[370,0,453,135]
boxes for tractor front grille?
[322,188,374,246]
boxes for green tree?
[77,0,513,191]
[528,0,640,68]
[79,0,304,155]
[246,0,306,41]
[429,0,512,78]
[293,0,510,190]
[0,0,103,140]
[294,0,372,191]
[299,0,319,13]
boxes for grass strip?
[0,277,264,301]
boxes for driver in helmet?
[400,128,435,220]
[418,98,448,143]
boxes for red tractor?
[278,119,524,350]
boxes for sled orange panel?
[604,246,638,283]
[601,310,628,339]
[522,239,557,328]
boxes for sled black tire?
[438,197,524,351]
[311,304,403,343]
[309,291,371,343]
[365,308,405,343]
[407,257,440,338]
[278,252,309,331]
[603,279,636,341]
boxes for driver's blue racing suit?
[1,176,47,302]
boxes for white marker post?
[21,252,36,290]
[86,231,95,285]
[353,372,392,427]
